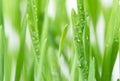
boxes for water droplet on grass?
[32,37,35,41]
[34,40,39,44]
[81,18,84,21]
[75,21,79,26]
[32,32,38,37]
[77,39,80,42]
[79,30,82,33]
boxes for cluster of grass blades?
[0,0,120,81]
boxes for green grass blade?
[72,0,90,80]
[0,0,4,80]
[70,54,77,81]
[91,46,101,81]
[118,18,120,81]
[27,62,35,81]
[101,0,120,81]
[48,47,63,81]
[55,0,69,25]
[36,5,49,80]
[36,0,49,39]
[3,0,21,34]
[0,25,3,81]
[85,0,100,28]
[85,0,102,70]
[37,39,47,81]
[42,57,53,81]
[88,58,95,81]
[59,25,68,56]
[15,14,27,81]
[83,18,90,64]
[23,47,35,81]
[27,0,41,57]
[71,4,88,80]
[71,9,84,81]
[4,54,12,81]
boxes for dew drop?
[78,30,82,34]
[75,21,79,26]
[80,5,82,10]
[77,39,80,42]
[77,61,82,68]
[32,37,35,41]
[34,40,39,44]
[86,14,89,21]
[79,64,82,68]
[81,18,84,21]
[32,32,38,37]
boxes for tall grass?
[0,0,120,81]
[0,0,4,80]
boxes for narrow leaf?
[59,24,68,56]
[88,58,95,81]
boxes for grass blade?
[15,14,27,81]
[70,54,77,81]
[85,0,100,28]
[0,0,4,80]
[27,0,41,57]
[71,0,89,78]
[37,39,47,81]
[88,58,95,81]
[48,47,63,81]
[101,0,120,81]
[36,0,49,38]
[0,25,4,81]
[37,7,49,80]
[59,25,68,56]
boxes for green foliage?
[0,0,120,81]
[88,58,95,81]
[0,0,4,80]
[59,25,68,56]
[15,14,27,81]
[101,0,120,81]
